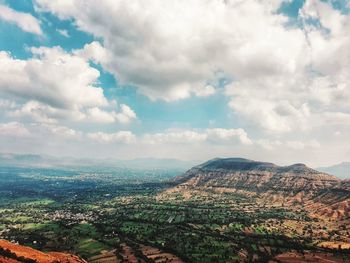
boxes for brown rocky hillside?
[0,239,86,263]
[173,158,350,220]
[175,158,339,191]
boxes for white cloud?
[114,104,137,124]
[83,104,136,124]
[225,84,312,133]
[0,121,343,166]
[38,123,82,139]
[0,121,82,140]
[0,4,42,35]
[0,99,17,110]
[11,100,62,123]
[285,140,320,150]
[34,0,350,137]
[7,100,137,125]
[87,131,136,143]
[35,0,305,101]
[143,128,252,145]
[220,0,350,134]
[0,47,136,125]
[85,107,116,124]
[144,130,207,144]
[75,41,109,65]
[0,48,105,109]
[257,139,320,151]
[1,0,350,166]
[256,139,282,150]
[57,29,69,37]
[206,128,252,145]
[0,122,30,137]
[193,85,216,97]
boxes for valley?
[0,158,350,262]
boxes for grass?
[22,199,55,206]
[72,223,99,238]
[5,215,32,223]
[22,222,60,231]
[0,196,37,206]
[76,238,110,258]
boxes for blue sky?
[1,0,236,134]
[0,0,350,166]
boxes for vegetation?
[0,166,349,262]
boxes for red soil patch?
[0,239,86,263]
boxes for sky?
[0,0,350,167]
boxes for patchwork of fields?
[0,166,349,262]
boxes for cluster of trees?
[0,247,37,263]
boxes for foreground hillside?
[0,239,86,263]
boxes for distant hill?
[173,158,350,220]
[0,239,86,263]
[176,157,339,191]
[0,153,199,170]
[196,157,322,174]
[317,162,350,180]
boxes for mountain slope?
[0,239,86,263]
[172,158,349,221]
[317,162,350,179]
[175,158,339,192]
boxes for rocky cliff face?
[0,239,87,263]
[176,158,340,192]
[173,158,350,220]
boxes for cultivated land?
[0,158,350,263]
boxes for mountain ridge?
[196,157,324,174]
[170,157,349,221]
[175,157,340,188]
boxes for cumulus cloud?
[42,124,81,139]
[0,47,136,124]
[33,0,350,135]
[225,85,312,133]
[257,139,320,150]
[144,130,207,144]
[0,47,106,109]
[0,4,42,35]
[10,100,63,123]
[83,104,136,124]
[0,121,82,140]
[0,122,30,137]
[87,131,136,143]
[57,29,69,37]
[222,0,350,134]
[85,107,116,124]
[1,0,350,166]
[0,99,17,110]
[143,128,252,145]
[35,0,305,101]
[206,128,252,145]
[285,140,321,150]
[114,104,137,124]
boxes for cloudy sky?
[0,0,349,166]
